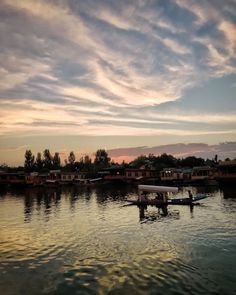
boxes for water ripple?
[0,186,236,295]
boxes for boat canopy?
[138,185,178,193]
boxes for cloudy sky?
[0,0,236,165]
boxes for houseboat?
[125,168,156,182]
[191,166,216,185]
[216,160,236,184]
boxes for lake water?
[0,184,236,295]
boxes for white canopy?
[138,185,178,193]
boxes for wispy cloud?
[108,142,236,162]
[0,0,235,147]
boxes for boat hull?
[126,195,207,206]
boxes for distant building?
[61,172,86,183]
[25,172,46,186]
[0,172,25,185]
[98,167,125,181]
[160,168,183,182]
[125,168,156,181]
[216,160,236,183]
[191,166,215,181]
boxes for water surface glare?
[0,185,236,295]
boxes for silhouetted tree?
[94,149,110,168]
[74,154,94,175]
[35,152,43,171]
[68,151,76,165]
[43,149,53,170]
[179,156,205,168]
[129,155,148,168]
[24,150,35,172]
[53,152,61,169]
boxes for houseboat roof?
[218,160,236,167]
[192,166,212,171]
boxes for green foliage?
[35,152,43,171]
[129,155,148,168]
[0,163,10,172]
[179,156,205,168]
[24,150,35,172]
[68,151,76,165]
[53,152,61,169]
[21,148,230,174]
[94,149,110,168]
[73,155,93,172]
[43,149,53,170]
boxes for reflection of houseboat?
[216,160,236,184]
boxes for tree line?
[24,149,111,173]
[0,149,234,174]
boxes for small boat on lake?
[126,185,208,206]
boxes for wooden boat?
[126,185,208,206]
[126,195,207,206]
[168,194,207,205]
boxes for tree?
[84,155,92,165]
[129,155,148,168]
[35,152,43,171]
[68,151,76,165]
[179,156,205,168]
[83,155,92,171]
[43,149,53,170]
[74,155,92,172]
[24,150,35,172]
[94,149,110,168]
[53,152,61,169]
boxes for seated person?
[155,193,164,201]
[139,193,148,202]
[188,190,193,200]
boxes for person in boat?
[155,192,164,201]
[188,190,193,201]
[139,192,148,202]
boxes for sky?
[0,0,236,165]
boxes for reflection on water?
[0,184,236,295]
[139,206,181,223]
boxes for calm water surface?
[0,184,236,295]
